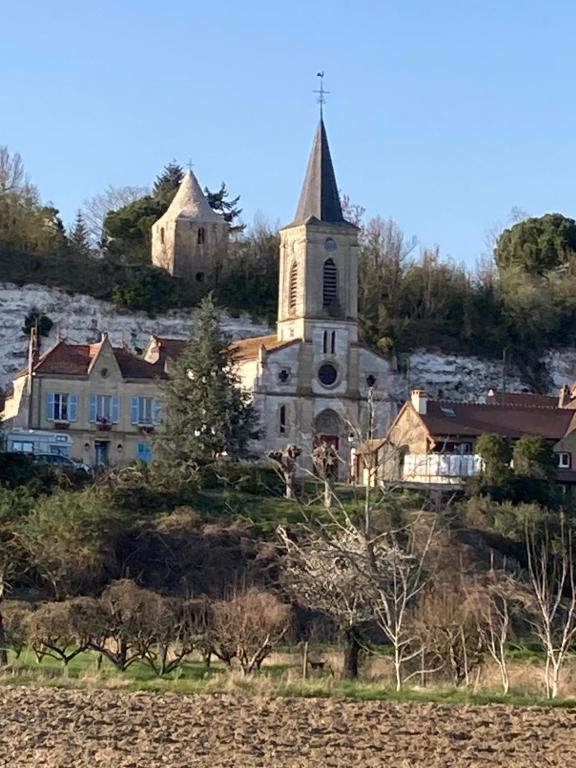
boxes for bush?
[111,265,178,316]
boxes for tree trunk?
[0,609,8,666]
[343,629,360,679]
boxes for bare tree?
[25,598,95,665]
[525,518,576,699]
[467,564,526,695]
[82,184,149,245]
[367,519,436,691]
[212,588,292,675]
[267,444,302,499]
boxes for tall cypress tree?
[158,294,259,463]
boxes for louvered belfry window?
[289,262,298,312]
[323,258,337,307]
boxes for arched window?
[279,405,287,434]
[289,262,298,312]
[323,258,337,307]
[323,331,328,354]
[197,227,206,245]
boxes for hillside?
[1,282,575,400]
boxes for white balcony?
[402,453,483,486]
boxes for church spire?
[293,119,347,226]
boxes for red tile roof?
[23,341,163,380]
[487,391,559,408]
[420,400,576,441]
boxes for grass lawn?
[2,647,576,709]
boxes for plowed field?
[0,686,573,767]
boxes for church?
[227,119,397,478]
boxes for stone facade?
[151,170,228,281]
[3,336,165,466]
[232,119,397,478]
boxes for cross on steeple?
[186,159,194,171]
[313,71,330,117]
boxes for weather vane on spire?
[313,72,330,117]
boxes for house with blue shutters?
[1,333,166,467]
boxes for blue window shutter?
[137,442,152,462]
[153,398,162,425]
[131,396,139,425]
[89,394,97,422]
[68,394,78,422]
[112,395,120,423]
[46,393,55,420]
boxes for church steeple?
[277,117,360,342]
[293,119,349,226]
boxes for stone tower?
[277,119,359,344]
[151,170,228,282]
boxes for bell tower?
[277,119,359,343]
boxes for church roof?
[164,170,223,223]
[228,334,301,361]
[290,119,356,228]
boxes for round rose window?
[318,363,338,386]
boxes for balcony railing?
[402,453,483,486]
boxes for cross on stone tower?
[186,159,194,171]
[313,71,330,117]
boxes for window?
[160,227,165,244]
[558,452,571,469]
[322,258,338,307]
[89,394,120,423]
[195,271,205,283]
[47,393,78,422]
[197,227,206,245]
[289,262,298,312]
[278,368,290,383]
[323,330,336,354]
[11,441,33,453]
[318,363,338,387]
[131,396,161,426]
[279,405,287,435]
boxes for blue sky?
[2,0,575,263]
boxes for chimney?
[411,389,429,415]
[558,385,572,408]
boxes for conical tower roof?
[292,119,353,227]
[166,170,222,222]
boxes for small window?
[279,405,287,435]
[278,368,290,383]
[195,271,205,283]
[318,363,338,387]
[331,331,336,354]
[558,452,571,469]
[160,227,165,245]
[197,227,206,245]
[366,374,376,388]
[323,331,328,354]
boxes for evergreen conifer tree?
[158,294,259,463]
[153,161,184,203]
[205,182,244,231]
[68,210,92,258]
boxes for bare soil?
[0,686,574,767]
